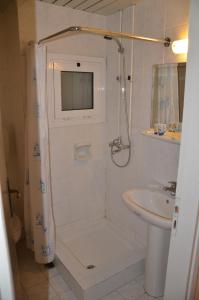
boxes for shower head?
[104,35,124,54]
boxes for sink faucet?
[163,181,177,196]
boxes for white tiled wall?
[49,125,106,226]
[17,0,189,244]
[35,2,107,227]
[106,0,189,246]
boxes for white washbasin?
[122,188,175,229]
[122,186,176,297]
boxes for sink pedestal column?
[144,224,171,297]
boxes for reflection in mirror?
[151,63,186,128]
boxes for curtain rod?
[38,26,171,47]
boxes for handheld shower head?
[104,35,124,53]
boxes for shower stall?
[24,7,171,299]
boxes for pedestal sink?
[122,187,175,297]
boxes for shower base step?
[55,219,145,300]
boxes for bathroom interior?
[0,0,194,299]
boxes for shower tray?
[55,218,145,300]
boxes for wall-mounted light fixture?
[172,39,188,54]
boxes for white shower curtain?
[152,64,179,125]
[24,44,55,264]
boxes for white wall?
[35,2,107,227]
[0,114,15,300]
[106,0,189,246]
[17,0,189,245]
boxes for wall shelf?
[142,130,181,145]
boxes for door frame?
[0,186,15,300]
[164,0,199,299]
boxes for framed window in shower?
[61,71,94,111]
[48,54,105,126]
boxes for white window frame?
[47,53,105,127]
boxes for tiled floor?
[17,240,163,300]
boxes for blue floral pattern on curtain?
[24,45,55,264]
[152,63,179,125]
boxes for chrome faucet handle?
[109,136,121,147]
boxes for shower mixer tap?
[109,137,130,155]
[105,33,131,167]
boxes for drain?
[86,264,96,270]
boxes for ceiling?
[0,0,13,12]
[40,0,141,15]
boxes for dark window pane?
[61,71,94,111]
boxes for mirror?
[151,62,186,128]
